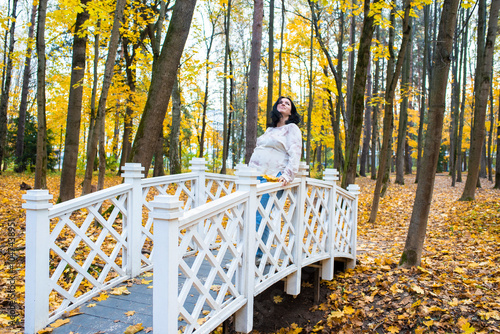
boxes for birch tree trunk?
[400,0,460,267]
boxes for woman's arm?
[279,124,302,185]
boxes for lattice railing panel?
[177,203,245,334]
[140,180,197,268]
[205,177,237,203]
[302,185,330,260]
[47,192,129,317]
[333,191,354,255]
[254,186,297,284]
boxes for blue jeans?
[256,173,283,257]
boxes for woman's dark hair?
[269,96,300,127]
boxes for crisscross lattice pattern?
[47,189,130,319]
[205,176,237,203]
[254,186,298,290]
[333,188,354,255]
[176,201,246,333]
[302,184,331,264]
[140,179,197,269]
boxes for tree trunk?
[35,0,48,188]
[169,75,182,174]
[97,110,106,190]
[457,8,469,183]
[0,0,18,171]
[309,1,346,131]
[305,20,314,167]
[130,0,197,170]
[495,89,500,189]
[119,37,136,171]
[449,20,460,187]
[416,3,430,183]
[198,14,217,159]
[345,5,356,126]
[341,0,380,188]
[395,24,412,185]
[369,0,412,223]
[487,81,494,182]
[15,3,37,172]
[460,0,499,201]
[278,0,285,96]
[359,59,372,177]
[221,0,232,174]
[153,132,164,177]
[371,26,380,180]
[244,0,264,163]
[266,0,274,126]
[399,0,460,268]
[83,0,125,193]
[59,0,90,201]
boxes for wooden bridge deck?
[49,253,243,333]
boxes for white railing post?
[189,158,207,208]
[151,195,183,333]
[234,164,259,333]
[23,190,53,334]
[122,163,145,277]
[285,162,308,295]
[322,168,339,280]
[346,184,360,269]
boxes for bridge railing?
[151,162,360,334]
[23,158,358,333]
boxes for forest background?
[0,0,499,332]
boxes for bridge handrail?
[23,159,359,334]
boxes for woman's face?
[277,98,292,118]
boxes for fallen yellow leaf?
[87,303,97,308]
[110,286,130,295]
[124,311,135,317]
[273,295,283,304]
[124,323,144,334]
[50,318,70,328]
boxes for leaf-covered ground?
[1,172,499,333]
[250,174,500,334]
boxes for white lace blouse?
[249,123,302,182]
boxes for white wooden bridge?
[23,158,360,333]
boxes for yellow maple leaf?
[197,318,207,325]
[414,326,425,334]
[64,308,82,318]
[143,272,153,277]
[428,306,446,313]
[449,298,459,307]
[343,305,355,315]
[210,285,221,292]
[329,310,343,318]
[50,318,70,328]
[87,303,96,308]
[423,319,434,327]
[124,323,144,334]
[412,299,422,308]
[141,279,152,285]
[124,311,135,317]
[273,295,283,304]
[37,328,54,334]
[387,325,400,333]
[94,293,109,301]
[110,286,130,295]
[454,267,466,274]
